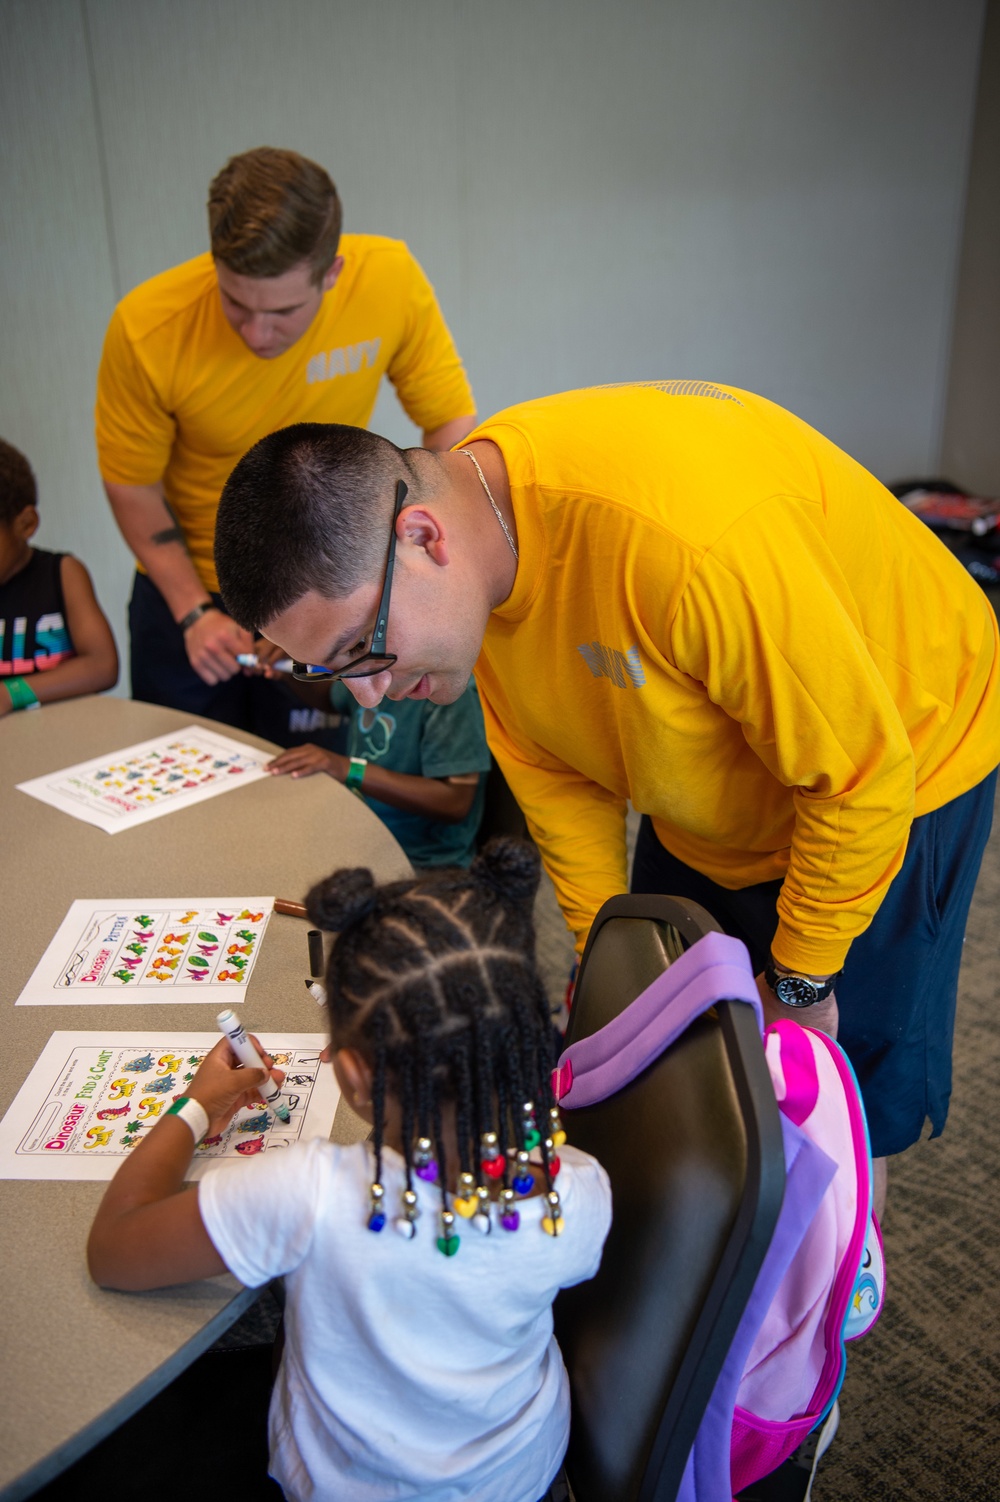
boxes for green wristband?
[165,1094,209,1143]
[4,676,39,711]
[345,756,367,793]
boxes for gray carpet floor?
[815,776,1000,1500]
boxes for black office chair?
[553,893,786,1502]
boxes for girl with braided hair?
[88,838,612,1502]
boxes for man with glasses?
[96,146,475,737]
[214,391,1000,1212]
[259,481,491,868]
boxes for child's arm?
[266,743,479,823]
[87,1036,282,1291]
[0,557,118,716]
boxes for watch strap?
[165,1095,209,1143]
[178,602,216,633]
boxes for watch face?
[774,974,820,1008]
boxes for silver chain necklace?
[463,449,519,560]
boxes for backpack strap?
[552,931,762,1109]
[677,1116,838,1502]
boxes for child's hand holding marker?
[176,1029,288,1137]
[214,1010,290,1123]
[171,1033,283,1135]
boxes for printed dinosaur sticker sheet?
[0,1033,338,1180]
[16,899,274,1005]
[16,726,268,833]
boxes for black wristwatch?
[177,601,216,633]
[763,957,841,1008]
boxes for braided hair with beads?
[305,838,568,1255]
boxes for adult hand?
[266,743,346,780]
[755,971,839,1038]
[183,608,253,685]
[186,1035,286,1137]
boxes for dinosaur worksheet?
[16,726,269,833]
[16,899,273,1005]
[0,1032,338,1180]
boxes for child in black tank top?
[1,439,118,715]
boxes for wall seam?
[79,0,122,303]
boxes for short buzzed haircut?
[0,439,37,527]
[215,423,418,633]
[208,147,342,285]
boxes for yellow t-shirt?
[467,382,1000,973]
[96,237,475,591]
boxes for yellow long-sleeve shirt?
[96,237,474,592]
[468,383,1000,973]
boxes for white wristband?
[166,1095,210,1144]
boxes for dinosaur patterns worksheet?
[15,899,274,1005]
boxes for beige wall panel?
[452,0,985,478]
[0,0,133,685]
[83,0,985,479]
[83,0,466,446]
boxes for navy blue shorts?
[631,769,997,1157]
[128,572,346,752]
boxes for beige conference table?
[0,696,409,1501]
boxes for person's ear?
[15,505,39,542]
[398,505,450,567]
[322,255,345,294]
[333,1046,374,1110]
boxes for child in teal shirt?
[266,678,490,868]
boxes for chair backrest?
[553,894,786,1502]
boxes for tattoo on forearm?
[151,500,186,548]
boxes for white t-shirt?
[199,1138,611,1502]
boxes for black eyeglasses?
[291,480,407,684]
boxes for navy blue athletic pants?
[631,769,997,1157]
[128,571,346,752]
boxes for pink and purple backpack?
[552,931,884,1500]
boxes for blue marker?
[236,653,294,672]
[217,1008,290,1123]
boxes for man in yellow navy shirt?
[96,146,475,734]
[212,390,1000,1207]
